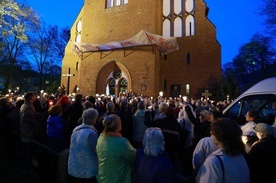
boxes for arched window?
[75,19,82,43]
[163,0,171,16]
[162,0,195,37]
[106,0,128,8]
[174,0,182,14]
[185,15,195,36]
[163,19,171,37]
[186,52,191,64]
[76,20,82,32]
[109,78,116,87]
[185,0,194,13]
[108,78,116,95]
[186,84,190,95]
[120,78,127,87]
[174,17,183,37]
[113,70,122,79]
[119,78,128,93]
[76,62,79,70]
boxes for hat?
[253,123,273,135]
[48,105,63,116]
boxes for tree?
[27,23,54,90]
[27,24,70,90]
[260,0,276,41]
[221,63,240,99]
[0,0,39,93]
[232,34,274,79]
[50,26,70,61]
[44,64,61,93]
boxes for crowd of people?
[0,91,276,183]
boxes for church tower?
[61,0,221,98]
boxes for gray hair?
[82,108,99,125]
[159,102,168,112]
[143,127,165,157]
[106,102,115,112]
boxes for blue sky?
[22,0,266,66]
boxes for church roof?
[72,30,179,59]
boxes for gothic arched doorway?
[96,61,132,96]
[106,70,128,96]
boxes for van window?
[224,94,276,125]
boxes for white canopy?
[72,30,179,57]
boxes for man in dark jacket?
[20,92,40,173]
[67,94,83,131]
[94,101,117,136]
[117,99,133,144]
[246,123,276,183]
[145,106,182,165]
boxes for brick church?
[61,0,221,98]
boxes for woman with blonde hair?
[96,114,136,183]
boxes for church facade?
[61,0,221,98]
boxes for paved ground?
[0,137,55,183]
[0,137,189,183]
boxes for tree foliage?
[232,34,274,77]
[27,22,54,90]
[0,0,39,93]
[0,0,70,94]
[260,0,276,40]
[49,26,70,60]
[27,23,69,90]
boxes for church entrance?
[96,61,132,96]
[106,70,128,96]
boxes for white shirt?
[241,121,256,136]
[178,104,196,148]
[196,148,250,183]
[193,137,218,173]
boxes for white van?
[222,77,276,126]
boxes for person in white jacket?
[196,118,250,183]
[68,108,99,183]
[241,110,259,152]
[192,136,218,174]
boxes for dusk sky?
[22,0,266,66]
